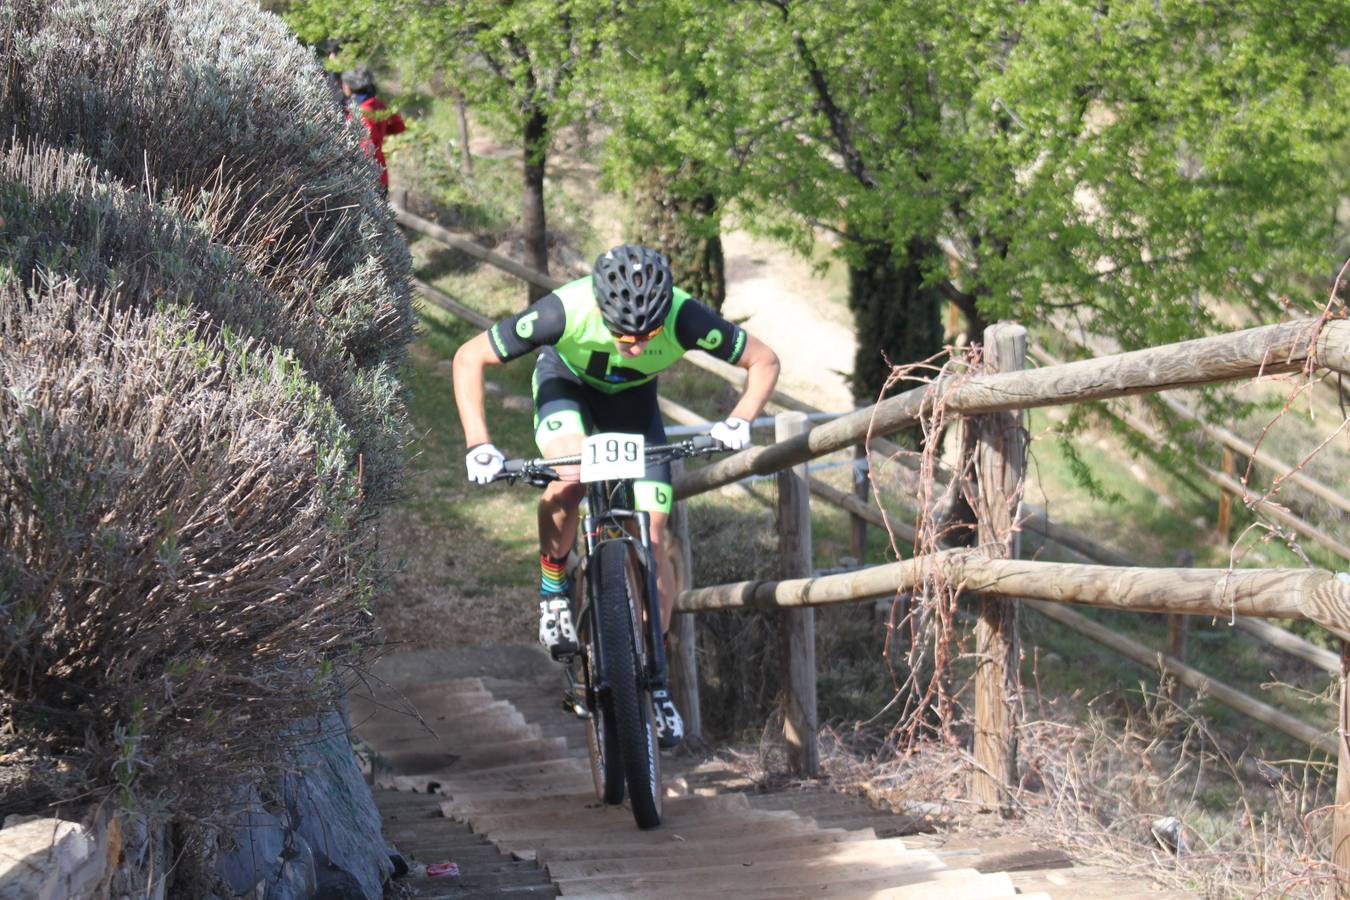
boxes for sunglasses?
[610,324,664,344]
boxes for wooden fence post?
[849,445,869,563]
[777,411,818,776]
[1166,550,1193,704]
[971,322,1027,813]
[1217,448,1235,541]
[666,462,702,742]
[1333,641,1350,898]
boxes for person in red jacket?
[341,66,406,195]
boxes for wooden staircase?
[353,650,1191,899]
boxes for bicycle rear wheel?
[578,603,624,805]
[595,540,663,829]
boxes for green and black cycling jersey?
[487,277,747,392]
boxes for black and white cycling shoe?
[651,687,684,749]
[538,596,578,659]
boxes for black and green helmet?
[592,244,673,335]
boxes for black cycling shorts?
[531,348,673,512]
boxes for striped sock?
[540,553,568,595]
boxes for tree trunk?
[848,238,945,411]
[451,87,472,176]
[521,105,550,304]
[627,167,726,310]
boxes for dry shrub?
[818,677,1339,898]
[0,142,404,515]
[0,0,414,824]
[0,0,414,504]
[0,278,375,817]
[688,494,903,743]
[687,496,783,740]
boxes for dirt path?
[720,230,856,413]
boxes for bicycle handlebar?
[492,434,723,487]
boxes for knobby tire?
[596,540,662,829]
[579,589,624,805]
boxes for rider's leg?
[531,356,589,652]
[646,510,674,635]
[537,435,584,560]
[534,435,584,654]
[532,356,588,585]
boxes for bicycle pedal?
[549,640,579,662]
[560,692,591,719]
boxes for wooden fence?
[394,206,1350,884]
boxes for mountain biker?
[452,244,780,748]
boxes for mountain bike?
[493,432,721,830]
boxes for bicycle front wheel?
[595,540,663,829]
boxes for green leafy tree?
[624,166,727,311]
[287,0,604,302]
[594,6,732,310]
[609,0,1350,401]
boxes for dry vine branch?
[863,343,996,751]
[1224,257,1350,575]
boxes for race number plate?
[580,432,645,483]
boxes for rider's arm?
[727,333,780,423]
[453,294,567,446]
[452,330,502,447]
[669,298,780,423]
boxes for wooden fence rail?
[675,317,1350,500]
[1030,340,1350,519]
[1027,345,1350,562]
[674,552,1350,634]
[1026,600,1338,754]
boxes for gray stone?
[0,817,104,900]
[280,706,391,899]
[269,832,317,900]
[217,798,285,896]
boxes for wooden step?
[555,864,996,899]
[374,720,543,748]
[542,835,918,879]
[441,792,598,817]
[435,755,592,782]
[494,818,856,859]
[553,847,943,887]
[357,700,527,732]
[1008,864,1191,898]
[902,833,1075,873]
[405,881,558,899]
[381,737,577,774]
[481,813,819,847]
[551,850,949,895]
[866,871,1022,899]
[447,792,751,824]
[360,683,497,711]
[530,826,877,863]
[437,780,600,804]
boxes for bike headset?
[592,244,673,338]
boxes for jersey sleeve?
[487,294,567,362]
[672,298,748,364]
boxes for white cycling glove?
[465,442,505,484]
[709,416,752,451]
